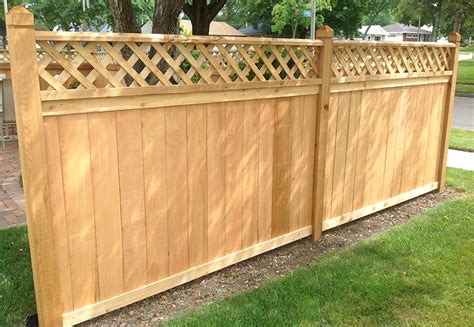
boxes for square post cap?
[6,7,34,27]
[316,26,334,38]
[448,32,461,43]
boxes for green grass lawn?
[456,59,474,94]
[450,128,474,152]
[460,44,474,54]
[0,168,472,326]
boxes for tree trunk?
[107,0,140,33]
[431,0,443,42]
[453,11,464,33]
[152,0,185,34]
[183,0,227,35]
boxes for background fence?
[6,7,460,327]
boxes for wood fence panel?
[7,14,458,324]
[322,81,451,231]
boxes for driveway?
[452,97,473,131]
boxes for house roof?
[358,25,390,36]
[180,20,244,36]
[239,26,264,36]
[383,23,432,34]
[141,20,244,36]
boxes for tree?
[363,0,398,38]
[183,0,228,35]
[107,0,140,33]
[272,0,330,38]
[322,0,367,38]
[152,0,185,34]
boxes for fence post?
[6,7,63,326]
[312,26,333,241]
[438,32,461,191]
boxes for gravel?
[80,188,460,326]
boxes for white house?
[358,25,390,41]
[384,23,433,42]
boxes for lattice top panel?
[332,41,453,78]
[33,32,323,91]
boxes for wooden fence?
[6,7,460,327]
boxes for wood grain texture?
[88,112,124,300]
[142,108,169,281]
[187,104,208,267]
[165,106,189,274]
[300,95,318,227]
[207,103,227,260]
[272,98,291,237]
[258,99,275,243]
[288,96,304,231]
[116,110,147,292]
[242,100,259,248]
[225,101,243,253]
[58,114,98,309]
[43,117,73,312]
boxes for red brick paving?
[0,140,25,229]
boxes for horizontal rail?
[62,226,313,326]
[35,31,324,46]
[334,40,455,48]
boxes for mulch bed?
[81,188,460,326]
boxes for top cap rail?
[333,40,456,48]
[35,31,324,46]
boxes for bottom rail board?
[62,226,313,326]
[322,182,439,231]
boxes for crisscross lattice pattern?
[332,43,452,78]
[35,38,321,91]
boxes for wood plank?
[300,95,318,227]
[400,86,417,193]
[373,89,389,203]
[424,84,446,183]
[187,104,208,267]
[322,94,339,220]
[288,96,304,231]
[363,89,377,206]
[207,102,227,260]
[323,182,438,230]
[165,106,189,274]
[242,100,259,248]
[115,110,147,291]
[62,226,313,327]
[142,108,169,281]
[272,97,291,236]
[88,112,124,300]
[257,98,275,242]
[41,84,321,117]
[392,88,409,196]
[352,91,370,210]
[43,117,73,312]
[331,92,350,218]
[416,84,433,188]
[342,91,361,214]
[58,114,98,309]
[225,101,243,253]
[381,88,402,199]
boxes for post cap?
[316,26,334,38]
[448,32,461,43]
[6,6,34,27]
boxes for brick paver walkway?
[0,140,25,229]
